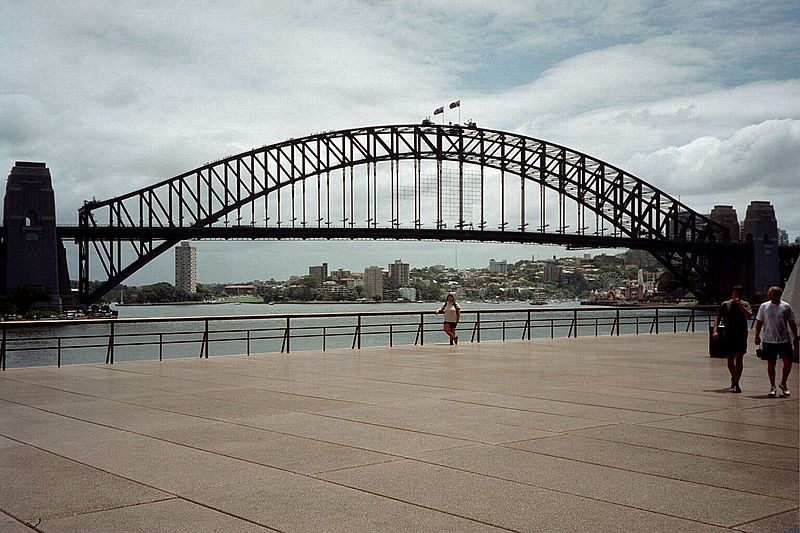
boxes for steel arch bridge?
[66,123,742,304]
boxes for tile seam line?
[730,506,800,529]
[35,496,178,522]
[342,455,739,530]
[560,427,800,473]
[0,434,284,532]
[682,412,800,433]
[639,423,799,450]
[1,508,45,533]
[1,420,513,533]
[13,368,376,408]
[494,444,799,502]
[0,396,431,463]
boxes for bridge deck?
[1,333,797,532]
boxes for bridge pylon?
[2,162,75,310]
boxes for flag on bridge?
[449,100,460,109]
[433,106,444,115]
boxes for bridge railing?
[1,306,717,370]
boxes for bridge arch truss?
[75,124,734,304]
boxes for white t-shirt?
[755,300,796,343]
[440,302,460,323]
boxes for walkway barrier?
[1,306,716,370]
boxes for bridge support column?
[2,162,74,311]
[707,205,746,300]
[742,201,780,300]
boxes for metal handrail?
[0,306,717,370]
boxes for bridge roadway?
[1,333,797,532]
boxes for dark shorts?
[444,321,457,328]
[761,342,793,361]
[722,334,748,356]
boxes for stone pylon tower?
[741,201,780,300]
[2,162,74,310]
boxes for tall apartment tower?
[363,266,384,298]
[388,259,409,287]
[175,241,197,293]
[309,263,328,284]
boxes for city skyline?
[2,2,799,284]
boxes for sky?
[2,1,799,284]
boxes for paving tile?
[442,390,673,424]
[39,497,272,533]
[185,472,505,532]
[570,423,799,471]
[0,443,170,524]
[736,509,800,533]
[149,420,398,475]
[234,411,471,456]
[319,458,731,532]
[413,444,796,527]
[506,434,798,500]
[644,416,799,447]
[690,402,800,431]
[330,402,557,444]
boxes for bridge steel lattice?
[71,123,740,305]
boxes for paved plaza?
[1,332,798,532]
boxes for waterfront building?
[398,287,417,301]
[489,258,508,274]
[309,263,328,284]
[388,259,410,288]
[364,266,384,298]
[543,263,563,283]
[174,241,197,293]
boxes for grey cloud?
[627,119,800,195]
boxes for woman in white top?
[437,293,461,345]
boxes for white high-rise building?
[175,241,197,293]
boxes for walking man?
[713,285,752,392]
[754,286,798,397]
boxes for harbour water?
[2,301,714,369]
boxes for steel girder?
[77,124,732,304]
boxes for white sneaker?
[778,383,791,397]
[768,386,777,397]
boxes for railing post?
[281,317,291,353]
[159,333,164,361]
[200,319,210,358]
[106,322,115,364]
[246,330,251,356]
[414,313,424,346]
[613,309,620,336]
[323,327,327,351]
[526,311,531,340]
[389,324,393,347]
[57,337,62,368]
[1,327,5,371]
[352,315,361,350]
[655,308,659,334]
[688,308,695,333]
[502,320,506,341]
[477,312,481,343]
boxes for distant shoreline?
[114,300,433,307]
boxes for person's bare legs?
[780,357,792,387]
[767,359,776,387]
[733,353,744,386]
